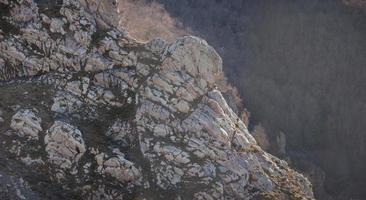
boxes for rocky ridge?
[0,0,314,199]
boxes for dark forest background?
[119,0,366,199]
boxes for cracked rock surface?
[10,109,42,140]
[0,0,314,199]
[44,121,86,171]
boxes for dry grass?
[117,0,189,42]
[117,0,245,114]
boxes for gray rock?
[145,37,167,56]
[97,155,141,183]
[50,18,66,35]
[51,91,84,115]
[10,109,42,140]
[163,36,223,89]
[85,53,113,72]
[44,121,86,169]
[0,0,314,199]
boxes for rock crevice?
[0,0,314,199]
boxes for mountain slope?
[0,0,314,199]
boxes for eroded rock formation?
[0,0,314,199]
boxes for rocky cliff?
[0,0,314,199]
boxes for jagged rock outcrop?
[10,109,42,140]
[0,0,314,199]
[44,121,86,171]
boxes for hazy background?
[117,0,366,199]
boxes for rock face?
[10,109,42,140]
[96,155,141,183]
[44,121,86,170]
[0,0,314,199]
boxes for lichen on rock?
[10,109,42,140]
[44,121,86,169]
[0,0,314,199]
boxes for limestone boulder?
[10,109,42,140]
[44,121,86,169]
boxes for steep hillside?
[115,0,366,199]
[0,0,313,199]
